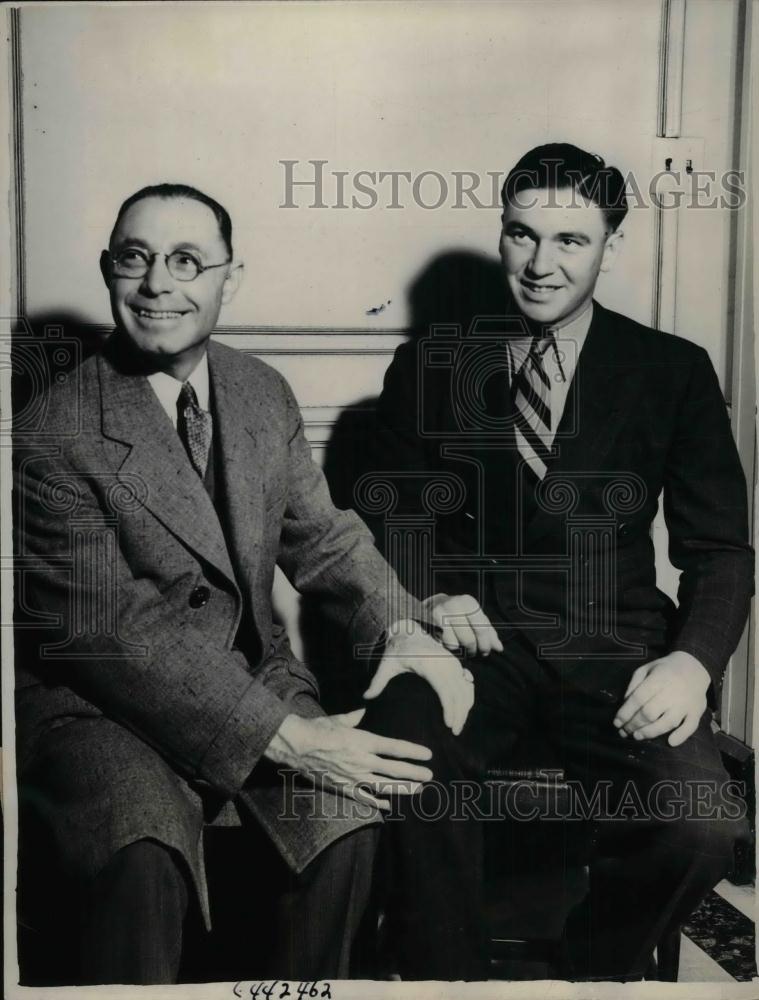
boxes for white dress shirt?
[510,301,593,447]
[147,353,211,428]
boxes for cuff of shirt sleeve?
[348,591,427,662]
[348,588,422,649]
[197,680,292,798]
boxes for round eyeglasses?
[109,248,231,282]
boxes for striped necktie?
[511,335,554,480]
[177,381,213,478]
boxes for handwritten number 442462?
[233,982,332,999]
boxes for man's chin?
[121,324,192,355]
[517,302,564,327]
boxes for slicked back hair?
[502,143,628,232]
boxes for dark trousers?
[78,825,378,985]
[360,632,739,981]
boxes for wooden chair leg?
[656,926,682,982]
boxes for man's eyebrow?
[556,231,592,244]
[503,221,594,244]
[110,238,208,254]
[111,236,151,251]
[503,220,536,236]
[171,242,205,254]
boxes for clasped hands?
[266,594,710,810]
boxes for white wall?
[676,0,742,385]
[20,1,662,333]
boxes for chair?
[354,755,684,982]
[484,764,586,979]
[484,764,683,980]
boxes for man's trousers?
[361,631,741,981]
[20,811,378,985]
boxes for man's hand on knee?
[363,619,476,736]
[264,709,433,811]
[422,593,503,657]
[613,650,711,746]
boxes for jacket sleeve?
[663,346,754,693]
[273,372,424,650]
[14,441,291,799]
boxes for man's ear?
[221,262,244,304]
[99,250,112,288]
[600,230,623,273]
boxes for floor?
[487,880,756,983]
[677,880,756,983]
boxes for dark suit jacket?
[372,301,753,702]
[14,335,416,922]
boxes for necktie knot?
[530,333,554,360]
[177,381,212,478]
[178,380,199,412]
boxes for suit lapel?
[207,341,265,600]
[526,302,640,544]
[97,345,237,585]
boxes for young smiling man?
[14,183,481,984]
[367,143,754,980]
[500,171,622,329]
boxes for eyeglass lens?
[113,250,202,281]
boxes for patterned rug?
[683,889,757,981]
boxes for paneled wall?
[213,331,406,460]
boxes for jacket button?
[189,586,210,609]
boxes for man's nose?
[526,240,555,277]
[140,255,175,295]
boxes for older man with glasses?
[13,183,475,985]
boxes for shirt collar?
[510,301,594,373]
[550,300,594,343]
[547,301,593,378]
[147,352,211,426]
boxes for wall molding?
[214,326,410,336]
[10,7,25,319]
[298,405,375,446]
[27,321,412,339]
[651,0,687,331]
[657,0,686,138]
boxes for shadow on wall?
[324,249,506,510]
[11,313,107,433]
[302,249,506,711]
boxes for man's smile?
[129,304,189,321]
[520,278,563,297]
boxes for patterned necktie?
[177,381,213,478]
[511,335,554,480]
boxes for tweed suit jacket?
[372,301,754,702]
[14,334,416,921]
